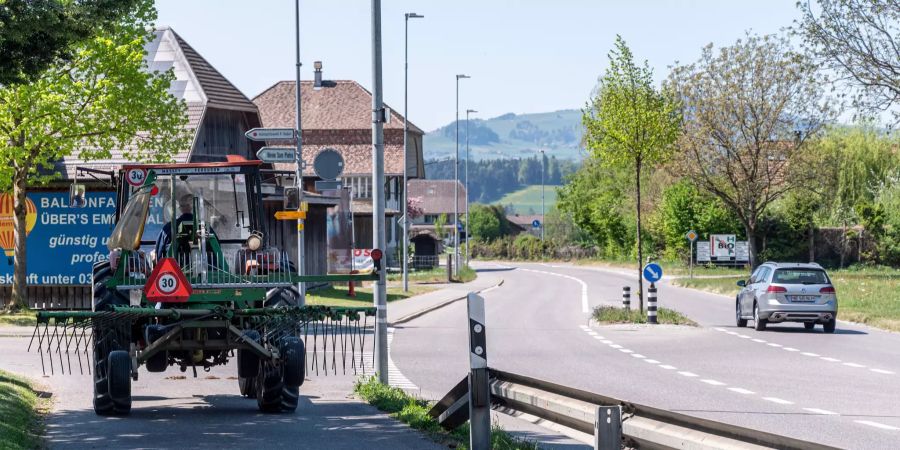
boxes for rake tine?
[73,319,85,375]
[312,320,319,376]
[340,315,347,375]
[36,321,48,376]
[330,316,337,375]
[27,320,39,352]
[321,316,327,376]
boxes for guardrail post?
[648,283,657,324]
[622,286,631,311]
[594,405,622,450]
[467,292,490,450]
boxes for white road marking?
[783,347,799,352]
[521,268,590,313]
[386,328,419,391]
[600,340,613,344]
[737,334,751,339]
[714,327,726,332]
[610,344,623,349]
[752,338,766,343]
[678,371,699,377]
[871,369,896,375]
[843,362,866,368]
[801,352,820,357]
[700,379,726,386]
[766,343,782,347]
[821,357,841,362]
[644,359,660,364]
[804,408,838,415]
[855,420,900,431]
[587,331,598,336]
[659,365,677,370]
[592,336,605,340]
[762,397,794,405]
[726,331,738,335]
[728,388,755,395]
[631,354,646,359]
[619,349,634,354]
[594,335,605,339]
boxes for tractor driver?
[154,194,194,260]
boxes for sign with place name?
[697,241,711,262]
[0,191,116,285]
[257,147,297,163]
[274,210,307,220]
[642,262,663,283]
[244,128,296,141]
[685,230,698,242]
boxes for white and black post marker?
[467,292,490,450]
[648,284,658,324]
[622,286,631,311]
[595,405,623,450]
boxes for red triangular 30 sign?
[144,257,192,303]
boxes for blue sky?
[155,0,801,131]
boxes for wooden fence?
[0,285,91,310]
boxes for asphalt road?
[390,261,900,449]
[0,332,439,449]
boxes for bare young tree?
[666,34,834,268]
[796,0,900,122]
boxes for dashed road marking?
[872,369,896,375]
[701,379,726,386]
[520,268,589,313]
[801,352,820,357]
[659,365,677,370]
[843,362,866,368]
[714,327,726,332]
[783,347,799,352]
[592,335,605,340]
[763,397,794,405]
[804,408,838,415]
[644,359,660,364]
[752,338,766,343]
[619,349,633,354]
[728,387,755,395]
[821,357,841,362]
[855,420,900,431]
[631,354,645,359]
[678,371,699,377]
[610,344,623,349]
[600,340,613,344]
[766,343,782,347]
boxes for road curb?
[390,279,505,326]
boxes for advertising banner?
[696,241,711,262]
[352,249,375,274]
[710,234,737,259]
[0,191,116,285]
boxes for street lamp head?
[406,12,424,19]
[456,74,471,80]
[466,109,477,114]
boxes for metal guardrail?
[430,368,839,450]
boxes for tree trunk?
[745,223,758,269]
[10,172,28,311]
[635,159,643,313]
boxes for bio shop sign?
[0,192,115,285]
[710,234,736,259]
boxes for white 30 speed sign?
[156,273,179,294]
[126,168,147,187]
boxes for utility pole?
[294,0,305,305]
[540,149,545,248]
[402,12,424,293]
[454,74,469,277]
[465,109,476,266]
[371,0,388,385]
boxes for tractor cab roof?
[122,158,263,177]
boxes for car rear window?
[772,269,829,284]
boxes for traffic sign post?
[532,219,541,229]
[642,263,662,324]
[685,230,698,279]
[256,147,297,163]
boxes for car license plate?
[787,295,818,302]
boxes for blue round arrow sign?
[532,219,541,228]
[642,263,663,283]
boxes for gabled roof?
[253,80,424,133]
[408,179,467,214]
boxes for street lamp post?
[540,149,545,256]
[465,109,477,266]
[402,12,424,293]
[293,0,305,305]
[454,74,470,277]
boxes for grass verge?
[305,285,436,308]
[593,305,697,326]
[0,369,46,449]
[354,377,537,450]
[672,267,900,332]
[0,310,37,327]
[387,264,478,284]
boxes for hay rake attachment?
[29,305,376,377]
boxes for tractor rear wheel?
[281,337,305,388]
[256,361,299,413]
[238,330,261,398]
[92,261,128,311]
[93,343,132,415]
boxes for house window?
[347,176,372,199]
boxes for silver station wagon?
[735,262,838,333]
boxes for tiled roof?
[408,179,467,215]
[506,214,543,227]
[169,29,257,112]
[253,80,424,133]
[271,143,406,176]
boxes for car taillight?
[820,286,836,294]
[767,286,787,293]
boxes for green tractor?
[30,159,379,415]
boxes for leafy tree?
[796,0,900,122]
[468,204,503,241]
[582,36,681,311]
[654,180,741,260]
[0,0,142,85]
[666,33,833,268]
[434,213,448,240]
[406,196,424,220]
[0,0,190,309]
[557,159,630,257]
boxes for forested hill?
[425,156,578,204]
[423,109,584,161]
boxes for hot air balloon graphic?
[0,194,38,264]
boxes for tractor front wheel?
[93,347,132,415]
[256,361,299,413]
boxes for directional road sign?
[275,210,307,220]
[457,222,464,232]
[642,262,663,283]
[256,147,297,163]
[245,128,296,141]
[532,219,541,228]
[685,230,698,242]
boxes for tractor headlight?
[246,232,263,251]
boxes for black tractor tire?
[238,330,261,398]
[804,322,816,330]
[265,286,300,308]
[281,337,305,388]
[144,324,168,373]
[735,299,747,328]
[256,361,299,413]
[753,302,767,331]
[94,347,131,415]
[239,376,257,398]
[92,261,128,312]
[823,318,837,334]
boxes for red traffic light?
[370,248,383,261]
